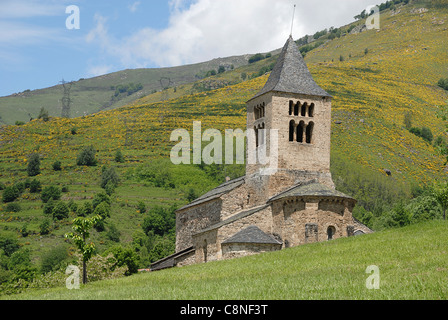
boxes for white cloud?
[86,0,378,69]
[129,1,141,13]
[87,65,113,77]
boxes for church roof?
[194,205,269,235]
[222,225,282,245]
[177,176,245,211]
[268,180,355,203]
[248,36,331,102]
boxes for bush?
[40,246,69,274]
[248,53,266,64]
[2,186,20,203]
[115,150,125,163]
[93,202,111,220]
[52,201,69,221]
[27,153,41,177]
[38,107,49,122]
[41,186,61,203]
[100,167,120,190]
[409,126,433,143]
[39,219,51,235]
[92,192,111,210]
[29,179,42,193]
[52,161,62,171]
[6,203,21,213]
[137,201,147,214]
[438,78,448,91]
[76,146,97,166]
[106,224,121,243]
[43,199,55,215]
[0,236,20,257]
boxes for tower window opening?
[306,122,314,144]
[297,121,304,143]
[309,103,315,117]
[289,101,294,115]
[294,102,300,116]
[301,103,307,117]
[289,120,295,142]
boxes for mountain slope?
[0,54,254,125]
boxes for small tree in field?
[433,181,448,220]
[76,146,98,167]
[27,153,41,177]
[65,215,102,284]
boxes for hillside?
[0,53,254,126]
[0,0,448,297]
[4,220,448,300]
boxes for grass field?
[4,220,448,300]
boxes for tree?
[76,145,97,166]
[41,186,61,203]
[27,153,41,177]
[65,215,103,284]
[38,107,49,122]
[433,181,448,220]
[100,166,120,190]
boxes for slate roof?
[222,225,282,245]
[178,176,245,211]
[268,180,355,202]
[248,36,331,102]
[194,205,269,235]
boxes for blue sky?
[0,0,378,97]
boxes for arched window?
[301,103,307,117]
[289,120,295,142]
[203,239,208,262]
[254,126,259,147]
[306,122,314,144]
[309,103,315,117]
[327,226,336,241]
[297,121,305,143]
[294,102,300,116]
[289,101,294,115]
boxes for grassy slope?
[5,220,448,300]
[0,2,447,287]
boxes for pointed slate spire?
[249,36,330,101]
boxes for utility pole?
[60,79,73,118]
[158,77,174,124]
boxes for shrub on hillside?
[52,161,62,171]
[27,153,41,177]
[52,201,69,221]
[29,179,42,193]
[41,186,61,203]
[2,186,20,203]
[100,166,120,190]
[76,146,97,166]
[438,78,448,91]
[5,203,21,213]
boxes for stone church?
[151,36,372,271]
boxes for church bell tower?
[245,36,335,204]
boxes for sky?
[0,0,381,97]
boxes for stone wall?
[175,199,222,252]
[271,196,356,248]
[192,206,273,264]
